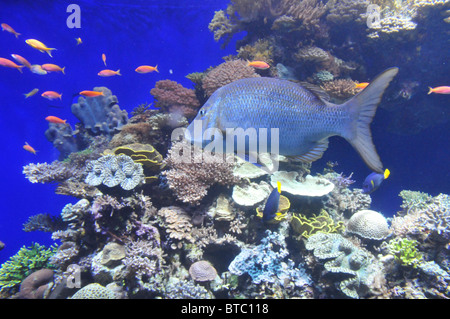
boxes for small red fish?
[23,142,37,155]
[11,54,31,69]
[80,90,104,97]
[41,91,62,100]
[135,65,159,73]
[0,57,24,72]
[1,23,20,38]
[247,60,270,69]
[355,82,370,89]
[45,116,67,125]
[41,63,65,74]
[428,86,450,95]
[98,69,121,77]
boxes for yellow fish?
[25,39,57,57]
[24,88,39,98]
[75,37,82,45]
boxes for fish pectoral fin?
[289,139,329,162]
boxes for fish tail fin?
[18,65,24,73]
[341,67,398,173]
[155,65,159,73]
[116,69,121,76]
[62,66,65,75]
[428,87,433,94]
[59,93,62,100]
[47,48,56,58]
[15,32,21,38]
[384,168,390,179]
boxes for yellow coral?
[290,210,344,238]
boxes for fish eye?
[199,109,205,116]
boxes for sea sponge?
[70,283,117,299]
[346,210,390,240]
[189,260,218,282]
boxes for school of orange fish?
[1,22,448,156]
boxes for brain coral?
[189,260,218,282]
[347,210,390,240]
[70,283,117,299]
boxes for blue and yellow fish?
[362,168,390,194]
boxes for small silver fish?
[186,68,398,173]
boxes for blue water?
[0,0,449,266]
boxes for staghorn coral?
[387,237,423,268]
[85,154,145,190]
[306,232,383,298]
[71,87,128,137]
[150,80,201,119]
[202,59,260,96]
[162,139,239,205]
[346,210,391,240]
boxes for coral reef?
[346,210,391,240]
[189,260,218,282]
[70,283,119,299]
[18,269,54,299]
[291,210,345,238]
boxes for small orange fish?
[75,37,82,45]
[80,90,104,97]
[41,63,65,74]
[11,54,31,68]
[247,60,270,69]
[98,69,121,77]
[45,116,67,125]
[355,82,370,89]
[102,53,107,66]
[23,142,37,155]
[25,39,56,57]
[1,23,20,38]
[135,65,159,73]
[41,91,62,100]
[428,86,450,95]
[0,57,24,72]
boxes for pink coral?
[202,59,260,96]
[150,80,200,119]
[162,139,239,205]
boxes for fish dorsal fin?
[289,139,329,162]
[298,81,330,102]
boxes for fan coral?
[189,260,218,282]
[229,230,312,288]
[70,283,118,299]
[85,154,145,190]
[71,87,128,137]
[346,210,391,240]
[202,59,260,96]
[162,139,239,205]
[291,210,345,238]
[150,80,200,119]
[305,232,383,298]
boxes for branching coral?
[150,80,201,119]
[387,238,423,268]
[320,78,360,101]
[291,210,345,238]
[202,59,260,96]
[158,206,194,249]
[162,139,239,205]
[23,161,76,184]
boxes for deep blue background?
[0,0,448,264]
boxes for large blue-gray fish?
[186,68,398,173]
